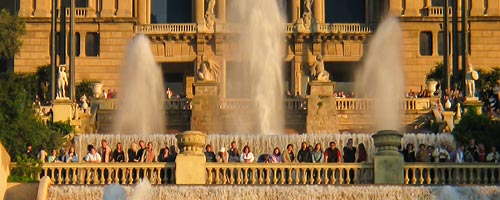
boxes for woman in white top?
[47,149,58,163]
[240,146,254,163]
[85,147,102,163]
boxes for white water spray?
[112,35,166,135]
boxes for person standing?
[297,142,312,163]
[240,146,254,163]
[343,139,356,184]
[228,141,240,162]
[311,143,324,163]
[98,140,111,163]
[324,141,341,163]
[282,144,296,163]
[204,144,217,162]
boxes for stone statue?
[197,55,220,81]
[57,65,69,98]
[309,55,330,82]
[466,63,478,98]
[205,0,216,30]
[304,0,313,14]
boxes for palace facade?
[6,0,500,97]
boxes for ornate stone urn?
[92,82,103,98]
[426,79,438,95]
[176,131,207,155]
[372,130,402,155]
[372,130,404,184]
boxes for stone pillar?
[217,0,226,23]
[18,0,32,17]
[175,131,207,185]
[34,0,51,17]
[87,0,97,17]
[404,0,422,16]
[388,0,403,16]
[52,99,73,122]
[137,0,148,24]
[372,130,404,184]
[313,0,323,23]
[470,0,484,16]
[487,0,500,16]
[442,111,455,131]
[196,0,204,23]
[191,82,221,133]
[306,81,338,133]
[101,0,115,17]
[291,0,300,22]
[117,0,133,17]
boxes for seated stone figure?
[197,55,220,81]
[309,55,330,82]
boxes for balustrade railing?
[39,162,175,185]
[63,8,89,18]
[205,163,373,185]
[166,99,192,110]
[336,98,430,111]
[135,24,197,34]
[285,99,307,110]
[318,24,374,34]
[427,7,453,17]
[404,163,500,185]
[219,99,252,110]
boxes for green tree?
[0,9,26,60]
[452,108,500,148]
[0,73,72,160]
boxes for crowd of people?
[400,139,499,163]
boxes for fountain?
[111,34,166,135]
[227,0,286,134]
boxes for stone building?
[7,0,500,96]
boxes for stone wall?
[0,142,10,199]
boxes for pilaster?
[87,0,97,17]
[101,0,115,17]
[487,0,500,16]
[313,0,323,23]
[117,0,133,17]
[404,0,423,16]
[470,0,485,16]
[137,0,148,24]
[18,0,32,17]
[217,0,226,23]
[196,0,204,23]
[388,0,403,16]
[34,0,51,17]
[291,0,300,22]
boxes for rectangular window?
[438,31,451,56]
[85,32,100,57]
[67,32,81,57]
[76,0,88,8]
[419,32,433,56]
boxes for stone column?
[487,0,500,16]
[388,0,403,16]
[137,0,148,24]
[18,0,32,17]
[196,0,205,23]
[191,82,221,133]
[34,0,51,17]
[306,81,338,133]
[470,0,484,16]
[313,0,323,23]
[87,0,97,17]
[117,0,133,17]
[80,32,86,57]
[291,0,300,22]
[404,0,423,16]
[372,130,404,184]
[175,131,207,185]
[217,0,226,23]
[101,0,115,17]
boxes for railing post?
[372,130,404,184]
[175,131,207,185]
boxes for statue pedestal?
[442,111,456,132]
[464,98,483,115]
[191,82,221,133]
[175,131,207,184]
[306,81,338,133]
[372,130,404,184]
[52,98,72,122]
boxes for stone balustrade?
[285,98,307,110]
[39,162,175,185]
[320,24,375,34]
[206,163,373,185]
[219,99,252,110]
[65,8,89,18]
[427,7,453,17]
[134,24,198,34]
[404,163,500,185]
[336,98,430,111]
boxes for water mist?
[229,0,286,134]
[356,17,405,131]
[112,35,166,135]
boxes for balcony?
[134,24,198,34]
[426,7,453,17]
[317,23,375,34]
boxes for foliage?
[452,107,500,148]
[476,67,500,91]
[76,80,98,100]
[49,121,74,136]
[0,9,26,60]
[426,62,446,83]
[35,64,51,103]
[0,72,66,159]
[8,155,42,182]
